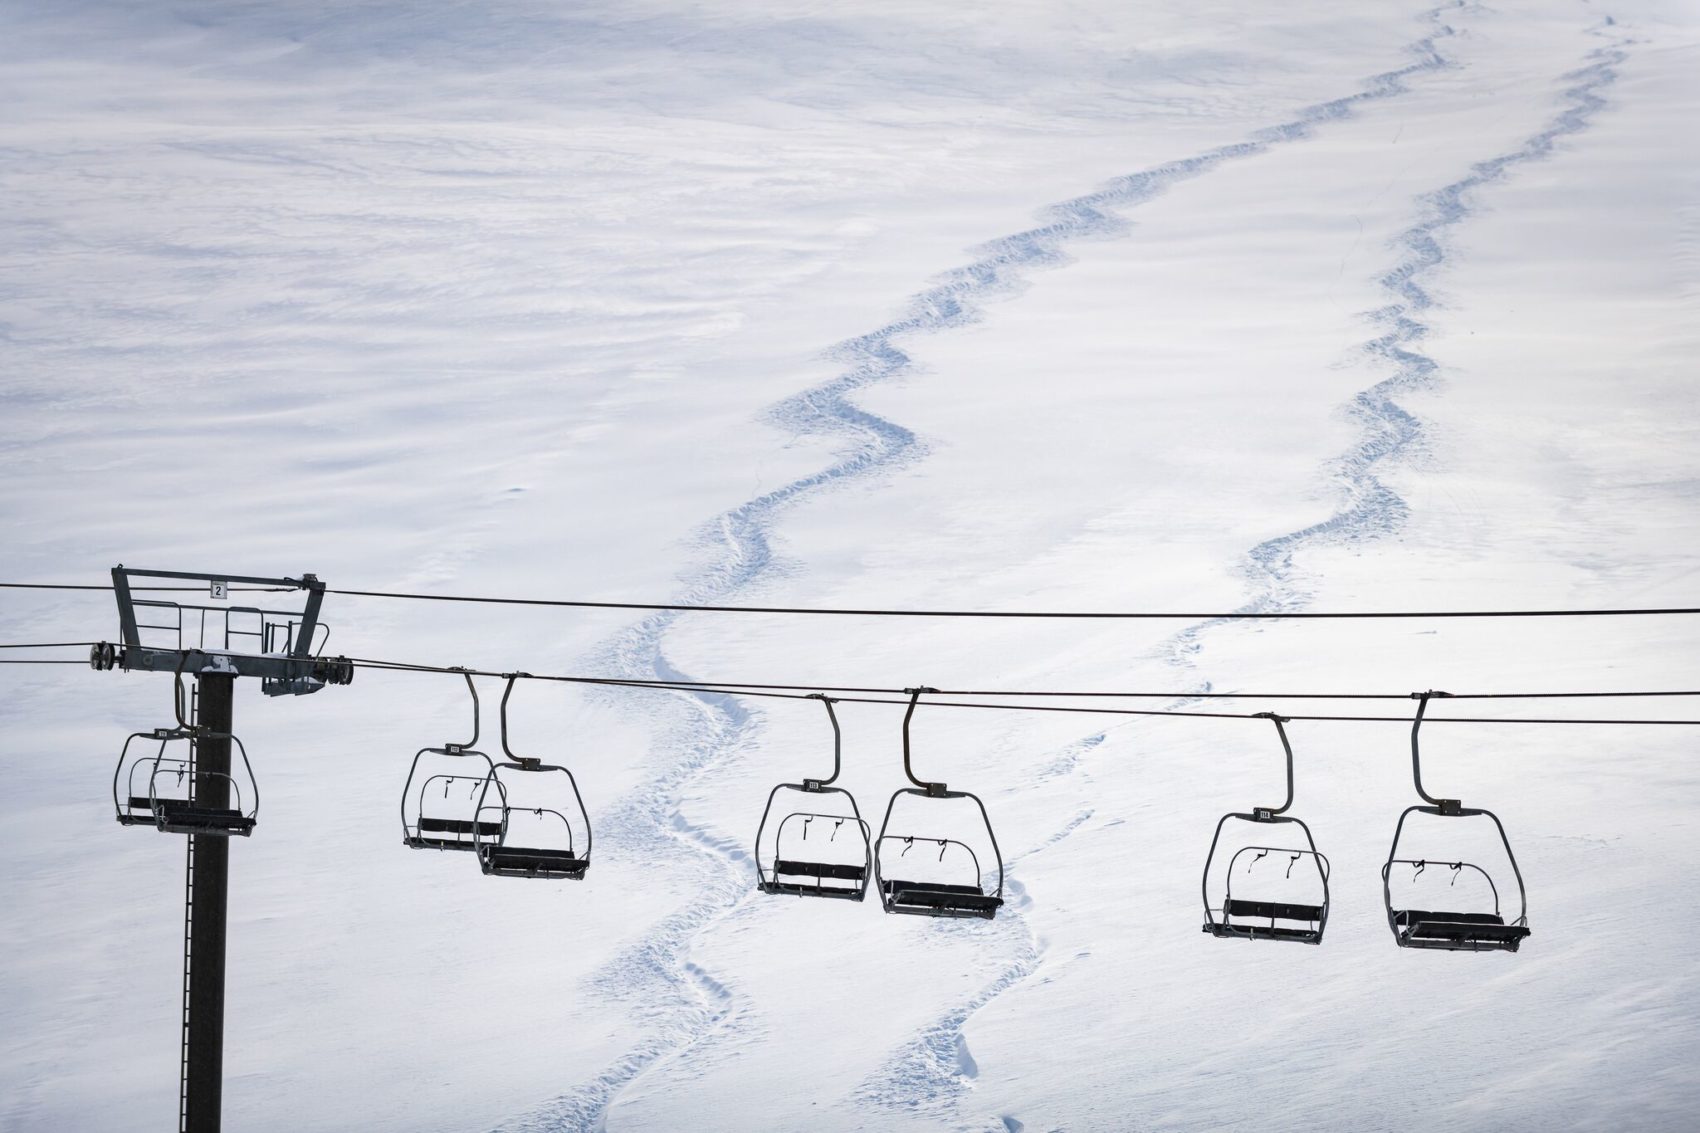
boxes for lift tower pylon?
[184,674,232,1131]
[95,566,352,1133]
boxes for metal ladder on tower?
[178,686,198,1133]
[179,833,196,1132]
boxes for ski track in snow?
[492,4,1632,1127]
[1164,27,1630,667]
[840,18,1630,1133]
[851,807,1095,1124]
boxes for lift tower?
[95,566,352,1133]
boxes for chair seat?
[153,805,255,836]
[881,880,1003,919]
[479,846,587,879]
[1394,909,1506,928]
[118,797,169,825]
[417,817,503,836]
[1393,909,1530,951]
[1226,899,1324,922]
[773,859,866,882]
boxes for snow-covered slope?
[2,2,1697,1130]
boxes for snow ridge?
[500,11,1464,1130]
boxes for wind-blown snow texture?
[1166,33,1630,661]
[505,10,1644,1131]
[920,35,1633,1118]
[504,16,1467,1129]
[3,1,1698,1130]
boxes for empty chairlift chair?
[1200,713,1330,944]
[754,694,872,901]
[401,670,503,852]
[472,674,593,880]
[874,688,1004,920]
[1382,692,1531,952]
[112,662,257,837]
[113,727,259,837]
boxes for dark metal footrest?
[405,835,479,851]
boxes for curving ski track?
[851,804,1096,1124]
[877,22,1630,1133]
[484,5,1648,1129]
[1165,29,1630,666]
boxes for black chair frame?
[1200,714,1330,944]
[112,662,258,837]
[1382,692,1530,952]
[400,670,503,851]
[873,688,1004,920]
[471,674,593,880]
[754,694,873,901]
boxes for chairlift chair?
[874,688,1004,920]
[112,665,257,837]
[1201,713,1331,944]
[754,694,872,901]
[471,674,593,880]
[1382,692,1530,952]
[401,670,503,851]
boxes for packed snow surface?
[2,1,1698,1130]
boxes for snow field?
[2,1,1697,1130]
